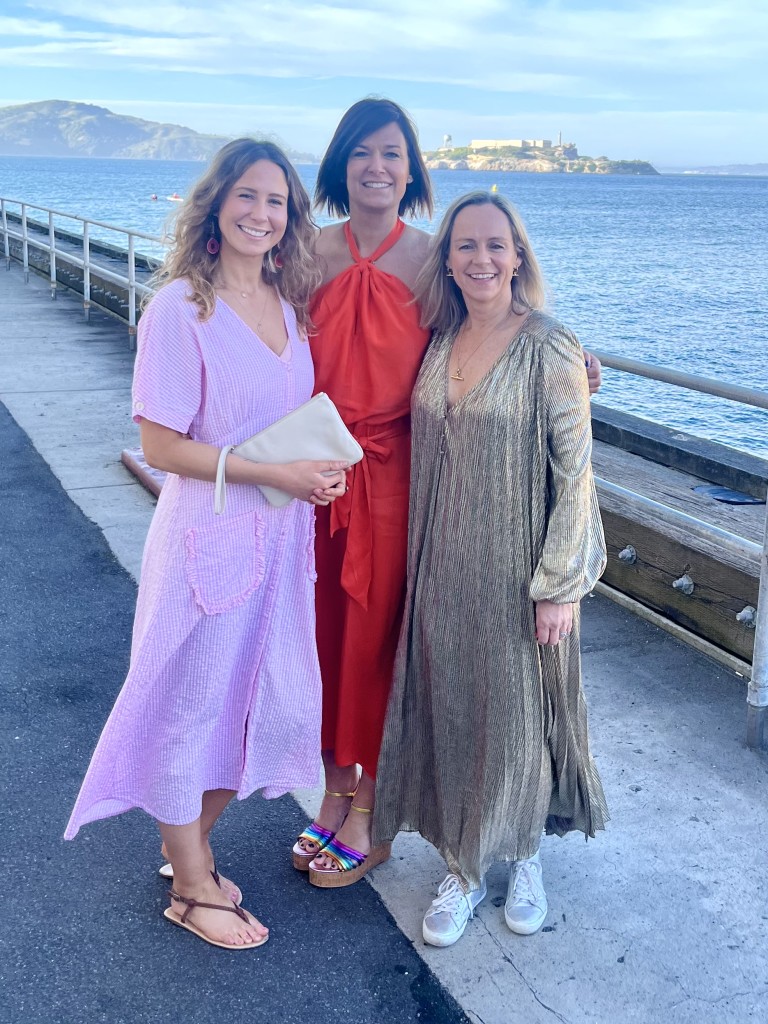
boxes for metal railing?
[592,350,768,750]
[2,199,767,749]
[590,350,768,412]
[1,197,162,347]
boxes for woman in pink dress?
[64,139,348,950]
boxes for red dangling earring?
[206,218,220,255]
[274,249,283,269]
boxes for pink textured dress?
[65,279,321,838]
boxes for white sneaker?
[504,851,548,935]
[422,873,487,947]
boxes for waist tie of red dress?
[329,415,411,611]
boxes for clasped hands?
[311,462,349,506]
[274,459,349,506]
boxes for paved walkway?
[1,264,767,1024]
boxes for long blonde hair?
[148,138,320,328]
[415,191,547,334]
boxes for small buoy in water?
[491,183,498,192]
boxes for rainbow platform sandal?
[292,789,356,871]
[307,804,391,888]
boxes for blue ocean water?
[1,155,766,456]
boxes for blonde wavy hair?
[415,191,547,335]
[147,138,320,328]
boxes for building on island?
[469,139,552,150]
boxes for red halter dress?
[310,219,431,778]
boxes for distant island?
[423,137,658,175]
[0,100,318,163]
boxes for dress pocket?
[184,511,265,615]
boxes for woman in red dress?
[290,100,433,886]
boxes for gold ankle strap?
[324,789,356,798]
[350,804,372,814]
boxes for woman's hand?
[534,600,574,647]
[270,460,349,504]
[309,471,349,507]
[583,350,602,395]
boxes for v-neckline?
[217,292,291,361]
[445,310,535,414]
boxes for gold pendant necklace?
[450,307,513,381]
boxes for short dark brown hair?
[315,98,433,219]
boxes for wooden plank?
[600,508,758,662]
[120,448,164,497]
[593,440,766,544]
[597,480,760,576]
[591,402,768,500]
[595,581,752,680]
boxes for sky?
[1,0,767,165]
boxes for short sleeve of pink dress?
[65,279,322,838]
[131,284,203,432]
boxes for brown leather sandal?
[158,847,242,906]
[163,889,268,950]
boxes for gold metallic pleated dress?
[373,311,609,888]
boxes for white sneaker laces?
[510,860,542,906]
[429,874,475,919]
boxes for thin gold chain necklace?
[218,282,273,332]
[450,306,514,382]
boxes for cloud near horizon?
[2,0,767,163]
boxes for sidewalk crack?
[669,986,765,1010]
[478,918,573,1024]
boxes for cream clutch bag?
[214,392,363,513]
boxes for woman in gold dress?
[373,191,608,947]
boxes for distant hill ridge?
[658,163,768,176]
[0,100,317,162]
